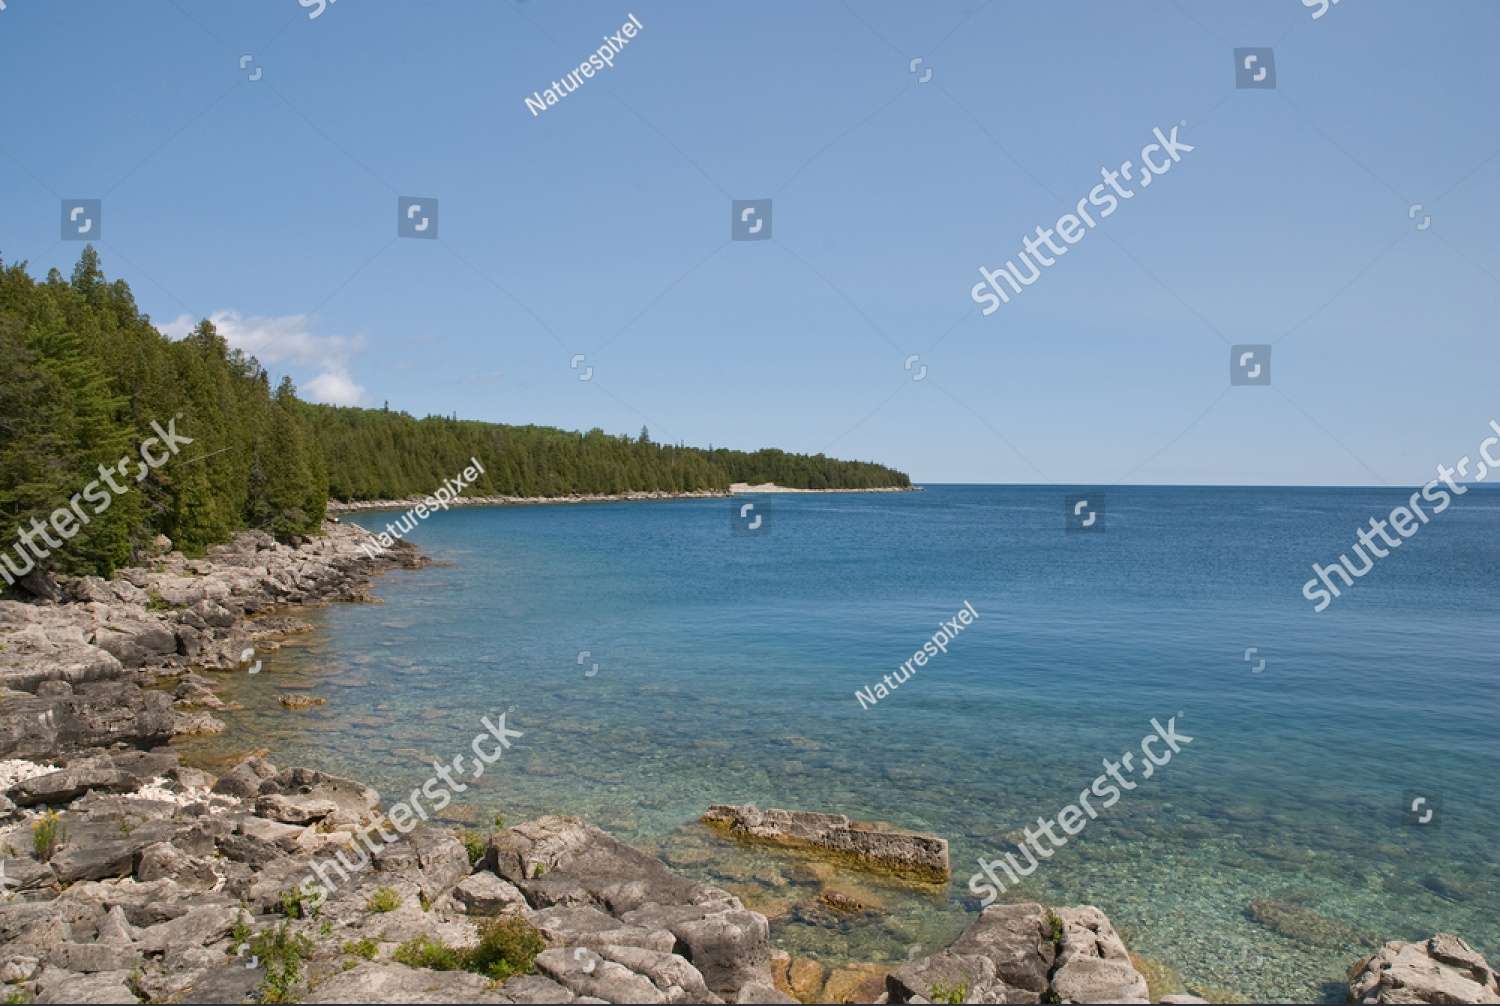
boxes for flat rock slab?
[304,961,508,1003]
[702,803,949,883]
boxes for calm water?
[183,486,1500,1002]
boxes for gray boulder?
[889,902,1150,1005]
[34,968,140,1003]
[736,982,798,1004]
[530,904,676,953]
[304,961,507,1003]
[535,946,668,1004]
[620,902,770,996]
[258,765,380,826]
[1348,933,1500,1004]
[211,755,278,799]
[452,871,529,916]
[1051,906,1149,1004]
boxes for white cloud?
[302,368,367,406]
[159,310,368,406]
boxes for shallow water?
[181,485,1500,1003]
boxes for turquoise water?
[183,486,1500,1002]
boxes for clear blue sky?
[2,0,1497,485]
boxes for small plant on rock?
[32,810,64,861]
[1045,910,1064,943]
[366,886,400,913]
[460,829,487,867]
[530,862,546,879]
[228,912,253,955]
[342,937,378,960]
[389,917,546,983]
[279,884,319,920]
[393,934,463,971]
[251,921,314,1004]
[929,983,968,1005]
[465,916,546,982]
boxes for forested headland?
[0,250,909,583]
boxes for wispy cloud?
[158,310,367,406]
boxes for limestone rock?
[1348,933,1500,1004]
[536,946,668,1004]
[304,961,508,1003]
[452,871,529,915]
[703,803,949,883]
[890,902,1150,1005]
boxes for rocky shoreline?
[325,484,917,514]
[326,490,730,513]
[0,522,1493,1004]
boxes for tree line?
[0,250,909,584]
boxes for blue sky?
[2,0,1497,485]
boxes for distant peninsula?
[0,248,910,595]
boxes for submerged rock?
[702,803,949,884]
[1247,897,1371,948]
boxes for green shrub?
[228,912,252,955]
[279,885,319,919]
[342,937,378,960]
[393,934,464,971]
[32,810,64,861]
[929,983,968,1005]
[1045,910,1064,943]
[391,917,546,983]
[251,922,314,1004]
[465,916,546,982]
[365,886,400,913]
[460,829,487,867]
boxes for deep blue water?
[185,485,1500,1002]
